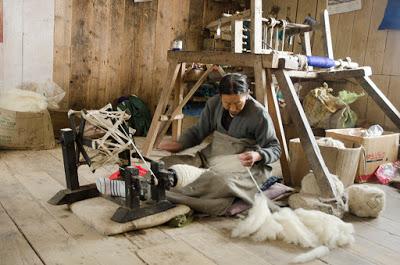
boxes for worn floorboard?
[0,204,44,265]
[1,146,400,265]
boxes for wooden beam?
[287,67,372,80]
[172,63,186,141]
[251,0,263,54]
[264,69,291,186]
[318,67,372,79]
[254,59,267,107]
[355,76,400,129]
[232,20,244,53]
[142,62,181,156]
[154,64,215,147]
[287,71,318,79]
[275,69,338,200]
[216,65,226,76]
[302,32,313,71]
[168,51,274,68]
[323,9,334,59]
[167,51,308,70]
[302,32,312,56]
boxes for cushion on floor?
[70,197,191,235]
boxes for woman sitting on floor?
[157,73,281,215]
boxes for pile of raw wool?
[232,193,355,263]
[233,171,386,263]
[288,172,346,217]
[347,184,385,218]
[316,137,345,149]
[289,172,385,218]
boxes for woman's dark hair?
[218,73,249,95]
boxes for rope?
[118,124,159,185]
[246,167,263,194]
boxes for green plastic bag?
[338,90,365,105]
[303,83,364,129]
[117,95,151,136]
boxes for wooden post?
[251,0,263,54]
[254,59,291,185]
[172,63,186,141]
[216,65,226,76]
[265,69,292,186]
[232,20,244,53]
[275,69,338,200]
[322,9,334,59]
[142,62,181,156]
[254,59,268,107]
[302,31,313,71]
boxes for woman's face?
[221,93,248,116]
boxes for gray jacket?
[178,95,281,166]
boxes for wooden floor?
[1,144,400,265]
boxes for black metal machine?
[48,106,176,223]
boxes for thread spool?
[171,40,183,51]
[306,56,336,68]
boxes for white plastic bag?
[0,89,48,112]
[18,80,66,110]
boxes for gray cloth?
[166,131,271,216]
[178,95,281,167]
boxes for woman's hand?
[238,151,262,167]
[157,140,183,153]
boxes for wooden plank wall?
[0,0,3,90]
[55,0,400,132]
[54,0,239,111]
[53,0,72,109]
[3,0,24,90]
[328,0,400,132]
[2,0,54,91]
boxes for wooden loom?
[142,1,400,212]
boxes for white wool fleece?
[347,184,385,218]
[232,194,355,263]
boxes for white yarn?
[347,184,385,218]
[291,246,330,264]
[232,194,355,263]
[301,172,344,197]
[316,137,345,149]
[169,164,207,188]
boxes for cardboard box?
[0,107,55,150]
[49,109,69,139]
[289,138,361,187]
[326,128,399,176]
